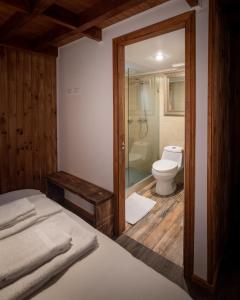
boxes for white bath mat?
[125,192,156,225]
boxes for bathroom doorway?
[123,28,185,268]
[113,11,196,280]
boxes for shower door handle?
[121,141,125,150]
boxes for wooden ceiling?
[0,0,198,56]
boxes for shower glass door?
[125,69,159,188]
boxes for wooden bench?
[45,171,114,237]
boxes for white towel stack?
[0,195,62,240]
[1,213,98,300]
[0,198,35,230]
[0,222,72,288]
[0,194,98,300]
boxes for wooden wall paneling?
[39,54,46,191]
[42,55,57,180]
[208,0,231,286]
[44,57,52,175]
[23,51,33,188]
[0,45,57,194]
[50,56,57,175]
[40,54,57,190]
[31,53,41,189]
[16,50,25,189]
[8,48,17,191]
[0,47,9,192]
[229,33,240,249]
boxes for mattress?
[0,189,191,300]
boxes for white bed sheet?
[0,190,191,300]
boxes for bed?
[0,189,191,300]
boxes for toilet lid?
[152,159,178,173]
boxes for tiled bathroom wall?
[158,74,185,156]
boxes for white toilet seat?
[152,159,178,173]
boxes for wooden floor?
[117,181,240,299]
[123,181,184,266]
[116,181,188,291]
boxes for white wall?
[57,0,209,280]
[194,2,209,279]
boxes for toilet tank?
[162,146,183,168]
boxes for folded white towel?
[29,195,62,221]
[0,212,98,300]
[0,215,38,240]
[0,221,72,288]
[0,195,62,240]
[0,198,36,229]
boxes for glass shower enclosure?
[125,69,159,189]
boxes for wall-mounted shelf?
[46,171,114,237]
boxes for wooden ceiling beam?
[83,27,102,42]
[34,0,155,49]
[0,0,174,51]
[43,4,80,30]
[0,0,54,43]
[32,26,102,50]
[75,0,148,32]
[0,0,100,45]
[29,0,54,14]
[185,0,199,7]
[0,0,30,13]
[32,27,71,49]
[0,12,32,43]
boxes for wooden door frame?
[113,11,196,279]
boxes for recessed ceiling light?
[155,52,164,61]
[172,63,185,68]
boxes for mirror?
[164,71,185,116]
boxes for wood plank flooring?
[117,181,240,299]
[123,181,184,266]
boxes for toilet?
[152,146,183,196]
